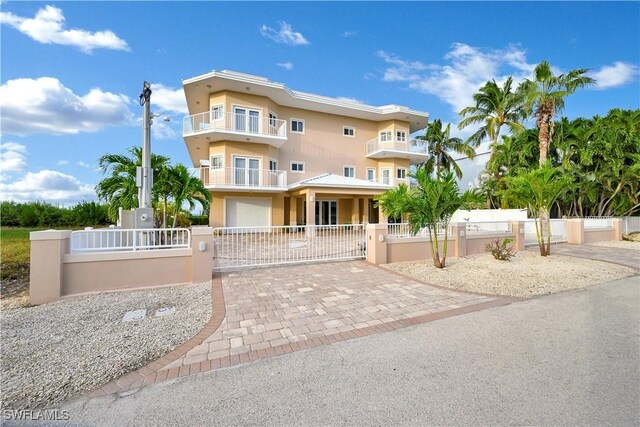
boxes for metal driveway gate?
[212,224,366,271]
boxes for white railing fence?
[464,220,512,234]
[622,216,640,234]
[71,228,191,253]
[523,219,568,246]
[200,166,287,188]
[183,111,287,138]
[584,217,614,228]
[366,137,425,155]
[212,224,366,270]
[386,222,451,237]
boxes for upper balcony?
[183,111,288,148]
[198,166,287,191]
[366,137,430,163]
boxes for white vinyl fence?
[70,228,191,253]
[523,219,568,246]
[386,222,451,238]
[584,217,614,228]
[212,224,366,270]
[622,216,640,234]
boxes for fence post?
[30,230,71,305]
[511,220,525,252]
[450,222,466,257]
[366,223,387,265]
[612,218,623,241]
[567,218,585,245]
[191,227,214,283]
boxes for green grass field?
[1,228,40,306]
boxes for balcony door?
[315,200,337,226]
[234,107,260,134]
[234,157,260,186]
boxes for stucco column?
[362,197,369,224]
[612,218,623,241]
[30,230,71,305]
[450,222,466,257]
[352,197,360,224]
[305,190,316,237]
[511,220,526,252]
[366,223,387,265]
[191,227,213,283]
[567,218,585,245]
[289,197,297,226]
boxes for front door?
[315,201,337,225]
[234,107,260,133]
[234,157,260,186]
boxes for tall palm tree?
[459,77,525,149]
[519,61,595,165]
[96,147,170,221]
[169,164,211,228]
[415,119,476,178]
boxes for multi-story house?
[181,70,429,228]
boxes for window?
[380,131,392,142]
[291,119,305,133]
[343,126,355,137]
[210,105,224,120]
[211,155,223,169]
[269,112,278,127]
[343,166,355,178]
[269,159,278,171]
[381,168,391,185]
[367,168,376,182]
[291,161,305,173]
[397,168,406,179]
[396,130,406,142]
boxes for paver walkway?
[89,261,516,398]
[536,243,640,271]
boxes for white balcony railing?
[366,137,425,155]
[200,166,287,188]
[183,111,287,138]
[366,176,411,187]
[71,228,191,253]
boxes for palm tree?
[96,147,170,221]
[519,61,595,165]
[459,77,525,149]
[168,164,211,228]
[414,119,476,178]
[376,168,483,268]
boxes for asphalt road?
[63,276,640,426]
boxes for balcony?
[199,167,287,191]
[367,176,411,187]
[183,112,287,148]
[366,137,429,163]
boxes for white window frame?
[396,130,406,142]
[396,168,407,179]
[380,131,392,142]
[343,165,355,178]
[343,126,356,138]
[291,118,305,134]
[290,161,305,173]
[269,159,278,171]
[210,105,224,121]
[210,155,224,169]
[232,105,262,134]
[366,168,376,182]
[381,168,391,185]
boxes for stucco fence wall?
[366,219,623,265]
[29,227,214,305]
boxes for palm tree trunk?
[162,198,167,228]
[538,118,550,165]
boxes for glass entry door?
[234,107,260,133]
[315,201,337,225]
[234,157,260,186]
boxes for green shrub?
[485,238,516,261]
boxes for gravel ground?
[383,251,636,298]
[589,240,640,251]
[0,282,212,410]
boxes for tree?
[501,164,571,256]
[376,168,483,268]
[414,119,476,178]
[519,61,595,165]
[168,164,211,228]
[96,147,170,221]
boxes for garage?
[225,197,272,227]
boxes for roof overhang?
[183,70,429,133]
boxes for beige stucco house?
[181,70,429,228]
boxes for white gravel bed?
[588,240,640,251]
[382,251,636,298]
[1,282,212,410]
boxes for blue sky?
[1,1,639,203]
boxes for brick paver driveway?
[92,261,515,396]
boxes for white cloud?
[0,77,133,136]
[57,160,69,166]
[260,22,309,46]
[0,141,27,173]
[151,120,178,140]
[150,83,187,114]
[342,31,356,38]
[590,62,639,89]
[77,161,91,168]
[277,62,294,70]
[0,5,129,53]
[0,169,95,202]
[336,96,364,104]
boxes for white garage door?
[225,197,271,227]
